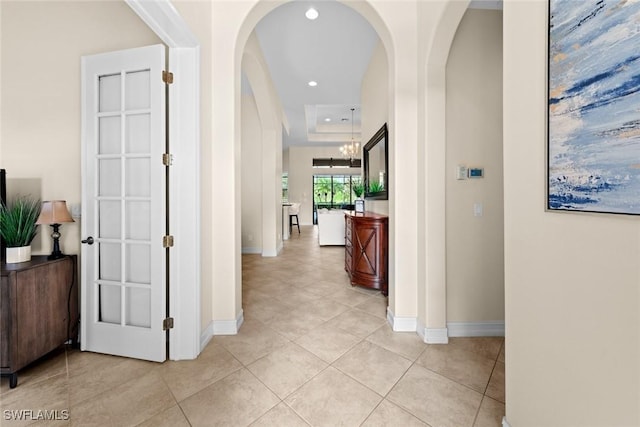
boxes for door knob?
[81,236,94,245]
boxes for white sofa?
[317,209,346,246]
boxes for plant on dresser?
[0,196,41,263]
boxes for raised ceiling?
[252,0,503,148]
[254,0,378,148]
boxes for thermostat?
[468,167,484,178]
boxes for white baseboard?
[386,308,417,332]
[502,416,511,427]
[242,247,284,256]
[424,328,449,344]
[201,310,245,351]
[212,310,244,335]
[241,247,261,254]
[416,319,426,341]
[447,321,505,337]
[388,311,448,344]
[410,320,504,343]
[200,321,214,352]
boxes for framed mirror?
[363,123,388,200]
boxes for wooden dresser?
[344,212,388,296]
[0,255,78,388]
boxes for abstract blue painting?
[548,0,640,214]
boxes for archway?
[203,0,479,345]
[418,1,470,342]
[236,0,396,318]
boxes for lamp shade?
[36,200,74,225]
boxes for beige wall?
[0,1,160,256]
[446,9,504,323]
[282,148,290,174]
[241,31,286,257]
[287,146,360,225]
[504,1,640,425]
[241,93,263,253]
[170,0,214,324]
[170,0,216,328]
[361,41,389,216]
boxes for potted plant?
[369,180,384,193]
[0,197,41,263]
[352,182,365,199]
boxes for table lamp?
[36,200,74,260]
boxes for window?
[282,173,288,202]
[312,175,362,223]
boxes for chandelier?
[340,108,359,159]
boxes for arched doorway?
[236,0,395,323]
[202,0,478,346]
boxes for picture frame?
[548,1,640,215]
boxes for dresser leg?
[9,372,17,388]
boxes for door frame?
[125,0,201,360]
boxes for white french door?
[81,45,167,362]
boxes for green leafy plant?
[368,180,384,193]
[0,197,41,247]
[352,182,364,198]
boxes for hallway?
[0,226,504,426]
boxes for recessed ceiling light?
[308,81,318,87]
[324,118,331,122]
[305,8,319,20]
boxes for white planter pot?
[6,246,31,263]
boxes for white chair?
[317,209,346,246]
[289,203,300,234]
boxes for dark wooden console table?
[0,255,78,388]
[345,212,388,296]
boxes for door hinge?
[163,317,174,330]
[162,153,173,166]
[162,70,174,84]
[163,235,174,248]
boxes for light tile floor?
[0,225,505,426]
